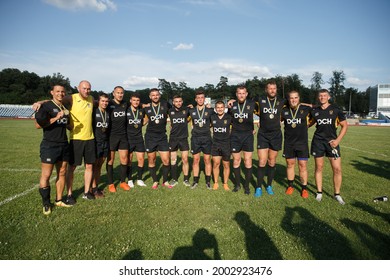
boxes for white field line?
[0,168,41,172]
[0,167,84,207]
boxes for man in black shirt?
[168,95,191,187]
[255,80,286,197]
[281,90,312,198]
[106,86,131,193]
[310,89,348,204]
[144,88,173,189]
[35,84,73,215]
[91,93,110,198]
[211,101,232,191]
[229,86,257,195]
[189,91,214,189]
[126,93,147,187]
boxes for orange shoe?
[213,183,219,190]
[301,189,309,198]
[108,184,116,193]
[285,186,294,195]
[152,182,159,190]
[223,184,230,191]
[120,182,130,191]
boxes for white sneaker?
[335,195,345,205]
[128,180,134,188]
[316,192,323,202]
[136,180,147,187]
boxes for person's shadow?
[281,206,356,259]
[122,249,144,260]
[171,228,221,260]
[234,211,282,259]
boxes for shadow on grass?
[281,206,356,259]
[171,228,221,260]
[122,249,144,260]
[340,218,390,259]
[350,156,390,181]
[352,201,390,224]
[234,211,282,259]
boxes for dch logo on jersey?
[96,122,108,128]
[234,113,248,119]
[114,111,125,118]
[56,118,68,124]
[172,118,185,124]
[263,108,278,114]
[214,127,227,133]
[287,118,301,125]
[128,119,141,125]
[194,119,206,126]
[151,114,164,122]
[317,118,332,125]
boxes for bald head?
[78,80,91,99]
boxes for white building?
[370,84,390,118]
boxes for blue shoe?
[254,187,262,197]
[266,185,274,195]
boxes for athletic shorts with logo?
[145,133,169,152]
[257,129,282,150]
[169,137,190,152]
[231,132,253,152]
[191,135,212,154]
[283,144,309,159]
[311,137,341,158]
[128,136,146,153]
[211,141,231,161]
[40,140,70,164]
[109,134,128,151]
[96,140,109,158]
[69,139,96,165]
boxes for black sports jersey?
[281,104,312,145]
[169,106,190,138]
[35,101,69,143]
[230,99,256,133]
[189,106,214,137]
[211,113,232,142]
[145,100,170,135]
[126,106,145,139]
[256,96,286,132]
[92,107,110,142]
[312,104,346,142]
[108,100,128,136]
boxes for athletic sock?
[39,186,51,206]
[162,164,170,183]
[106,164,114,184]
[184,174,189,181]
[257,166,266,188]
[244,167,252,190]
[127,164,133,181]
[170,163,178,181]
[233,167,241,186]
[302,184,307,190]
[205,175,211,184]
[267,165,276,186]
[120,164,127,183]
[194,176,199,184]
[149,166,158,182]
[288,180,294,187]
[137,166,143,180]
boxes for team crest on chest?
[329,110,333,115]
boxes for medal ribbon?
[238,100,246,116]
[152,103,160,120]
[98,107,107,127]
[196,106,205,123]
[267,97,276,112]
[289,104,300,123]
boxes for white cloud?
[347,77,371,87]
[173,43,194,51]
[43,0,117,12]
[123,76,159,88]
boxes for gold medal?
[102,128,106,133]
[63,109,69,116]
[199,123,203,128]
[155,119,159,124]
[291,123,296,128]
[239,118,243,123]
[269,114,274,119]
[134,124,138,129]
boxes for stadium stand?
[0,104,35,118]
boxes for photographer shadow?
[171,228,221,260]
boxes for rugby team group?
[32,79,348,215]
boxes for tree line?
[0,68,370,115]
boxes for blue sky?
[0,0,389,92]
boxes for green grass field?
[0,119,389,260]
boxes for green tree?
[328,70,346,107]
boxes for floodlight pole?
[349,91,352,116]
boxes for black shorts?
[109,134,128,151]
[96,140,109,159]
[231,132,253,153]
[283,144,309,159]
[211,141,231,161]
[257,130,282,151]
[145,133,169,152]
[169,137,190,152]
[128,138,146,153]
[191,135,212,155]
[69,139,96,166]
[311,138,341,158]
[40,140,69,164]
